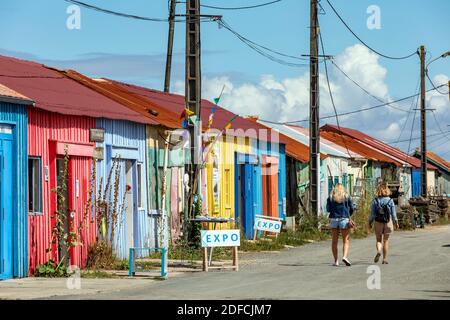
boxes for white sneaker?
[332,261,339,266]
[342,257,352,266]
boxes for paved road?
[50,225,450,300]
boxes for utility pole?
[185,0,202,220]
[419,45,427,198]
[164,0,177,93]
[309,0,320,218]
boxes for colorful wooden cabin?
[0,55,171,274]
[0,84,32,280]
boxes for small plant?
[87,157,127,268]
[34,260,68,278]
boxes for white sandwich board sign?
[201,229,241,248]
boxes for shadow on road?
[412,289,450,299]
[441,244,450,248]
[278,261,374,267]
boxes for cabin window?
[28,157,43,214]
[328,177,333,195]
[137,163,144,209]
[342,174,348,189]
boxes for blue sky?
[0,0,449,158]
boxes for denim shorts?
[329,218,350,229]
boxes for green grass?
[81,270,119,278]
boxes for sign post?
[253,215,283,240]
[200,229,240,272]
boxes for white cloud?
[199,44,450,159]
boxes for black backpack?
[375,198,391,223]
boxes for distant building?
[412,149,450,196]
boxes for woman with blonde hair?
[326,183,355,266]
[369,183,399,264]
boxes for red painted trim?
[55,142,93,157]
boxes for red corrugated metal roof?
[424,151,450,172]
[246,118,310,162]
[0,55,157,124]
[287,124,364,159]
[321,124,436,169]
[58,71,181,127]
[320,129,400,165]
[106,80,308,162]
[0,83,34,104]
[107,80,272,133]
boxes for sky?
[0,0,449,160]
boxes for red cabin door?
[262,156,279,218]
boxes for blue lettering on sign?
[214,234,220,242]
[231,234,238,241]
[206,235,211,242]
[223,234,229,242]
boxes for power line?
[64,0,213,23]
[395,77,420,144]
[431,110,450,142]
[404,102,418,163]
[388,130,450,144]
[201,0,282,10]
[217,19,311,68]
[318,25,352,158]
[325,0,418,60]
[0,74,65,79]
[258,84,446,125]
[426,72,449,95]
[330,60,414,113]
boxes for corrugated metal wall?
[96,119,148,259]
[28,108,96,273]
[255,138,286,220]
[0,102,28,278]
[146,126,186,247]
[207,135,252,230]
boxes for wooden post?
[232,246,239,271]
[202,247,208,272]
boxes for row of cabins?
[0,55,307,279]
[1,55,449,280]
[256,120,450,217]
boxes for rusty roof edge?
[321,124,412,167]
[53,69,178,127]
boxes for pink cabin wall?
[27,108,96,273]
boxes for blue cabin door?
[0,129,13,280]
[412,169,421,198]
[242,164,255,239]
[235,154,257,239]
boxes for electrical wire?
[394,77,420,144]
[325,0,418,60]
[388,130,450,144]
[201,0,282,10]
[431,110,450,142]
[404,95,419,163]
[217,19,311,68]
[64,0,214,23]
[426,72,449,95]
[330,60,414,113]
[318,24,352,158]
[0,74,65,79]
[258,84,447,125]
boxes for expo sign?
[201,230,240,248]
[254,216,282,234]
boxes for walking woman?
[369,183,399,264]
[327,183,355,266]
